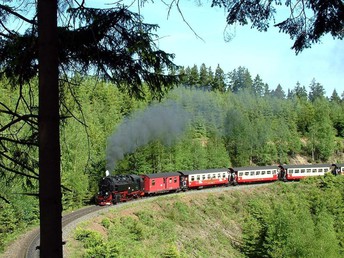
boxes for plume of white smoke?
[106,100,191,172]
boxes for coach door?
[278,166,286,181]
[165,176,176,190]
[180,176,188,190]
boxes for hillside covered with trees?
[1,64,344,252]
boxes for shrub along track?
[1,182,274,258]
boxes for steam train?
[95,163,344,206]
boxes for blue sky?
[88,1,343,97]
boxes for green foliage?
[163,244,181,258]
[0,178,39,252]
[101,218,111,229]
[241,176,344,257]
[74,227,120,258]
[75,228,104,248]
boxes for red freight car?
[142,172,181,195]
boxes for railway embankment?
[65,174,344,257]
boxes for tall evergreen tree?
[207,66,214,87]
[228,66,253,93]
[330,89,341,103]
[212,64,226,92]
[308,79,325,102]
[252,74,265,96]
[272,84,286,99]
[184,66,192,86]
[189,64,200,87]
[178,66,188,85]
[263,83,270,96]
[199,63,209,86]
[293,82,308,100]
[287,89,294,99]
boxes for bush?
[74,228,104,249]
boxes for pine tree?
[330,89,341,103]
[199,63,209,87]
[293,82,308,100]
[252,75,265,96]
[272,84,286,99]
[189,64,200,87]
[228,66,253,93]
[308,79,325,102]
[212,64,226,92]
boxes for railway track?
[1,205,106,258]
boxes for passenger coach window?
[256,171,260,175]
[239,172,243,176]
[324,169,328,172]
[207,174,211,179]
[212,174,216,178]
[301,169,305,173]
[295,169,300,173]
[262,171,266,175]
[222,173,226,178]
[152,180,155,186]
[202,175,206,180]
[197,175,200,180]
[312,169,317,173]
[272,170,276,174]
[174,177,177,183]
[250,171,254,176]
[319,169,323,172]
[267,171,271,174]
[169,178,172,183]
[307,169,311,173]
[191,176,195,181]
[245,172,249,176]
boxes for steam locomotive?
[96,163,344,206]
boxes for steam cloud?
[106,100,191,172]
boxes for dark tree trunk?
[38,0,62,257]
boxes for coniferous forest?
[1,64,344,253]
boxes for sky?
[88,0,344,97]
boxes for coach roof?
[230,166,278,171]
[279,164,330,169]
[178,168,228,175]
[143,172,180,178]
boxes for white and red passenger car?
[278,164,331,181]
[178,168,229,189]
[229,166,278,183]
